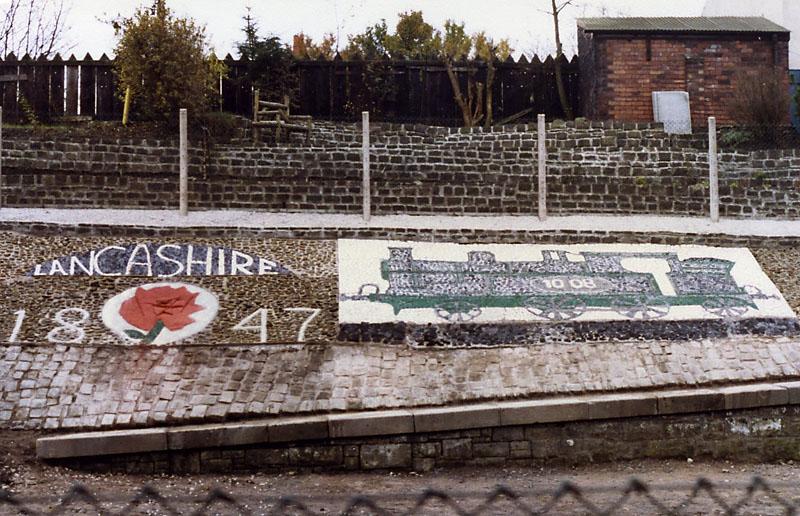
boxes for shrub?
[113,0,224,122]
[728,69,791,144]
[719,128,753,148]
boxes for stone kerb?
[36,382,800,460]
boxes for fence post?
[362,111,371,222]
[708,116,719,222]
[179,108,188,216]
[538,114,547,221]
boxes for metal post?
[179,108,188,216]
[362,111,371,222]
[708,116,719,222]
[537,114,547,221]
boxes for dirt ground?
[0,430,799,515]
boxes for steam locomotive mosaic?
[344,247,772,322]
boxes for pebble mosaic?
[338,240,798,343]
[1,233,338,346]
[1,230,799,431]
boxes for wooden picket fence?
[0,52,580,125]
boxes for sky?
[52,0,709,59]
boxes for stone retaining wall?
[47,405,800,473]
[3,121,799,218]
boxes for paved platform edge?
[36,381,800,460]
[3,210,800,238]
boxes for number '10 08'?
[541,278,597,290]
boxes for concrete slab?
[328,410,414,438]
[657,389,726,414]
[720,384,790,410]
[37,428,166,459]
[267,415,329,443]
[774,381,800,404]
[167,421,268,450]
[500,398,590,426]
[585,392,659,420]
[412,404,501,433]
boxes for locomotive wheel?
[526,296,586,321]
[434,302,482,323]
[613,297,669,320]
[702,298,748,319]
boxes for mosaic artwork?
[101,282,219,345]
[338,240,797,326]
[1,234,339,346]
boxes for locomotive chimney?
[388,248,413,263]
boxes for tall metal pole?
[538,114,547,221]
[708,116,719,222]
[362,111,371,222]
[179,108,188,216]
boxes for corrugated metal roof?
[577,17,789,34]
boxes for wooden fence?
[0,53,580,125]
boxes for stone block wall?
[3,121,800,218]
[52,405,800,473]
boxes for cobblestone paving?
[2,336,800,431]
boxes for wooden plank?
[95,62,114,120]
[253,120,310,131]
[259,100,288,109]
[28,60,50,122]
[0,57,19,123]
[65,63,78,116]
[0,74,26,82]
[17,56,35,123]
[49,58,65,119]
[79,62,96,117]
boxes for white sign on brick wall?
[652,91,692,134]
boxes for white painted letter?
[93,246,125,276]
[125,244,153,276]
[186,245,213,276]
[69,251,96,275]
[156,244,185,277]
[231,251,254,275]
[258,258,279,275]
[48,260,67,276]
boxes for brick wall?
[3,121,800,218]
[579,29,791,126]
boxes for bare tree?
[0,0,70,58]
[548,0,573,119]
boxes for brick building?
[577,17,790,125]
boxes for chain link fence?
[1,476,799,515]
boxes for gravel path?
[1,453,799,515]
